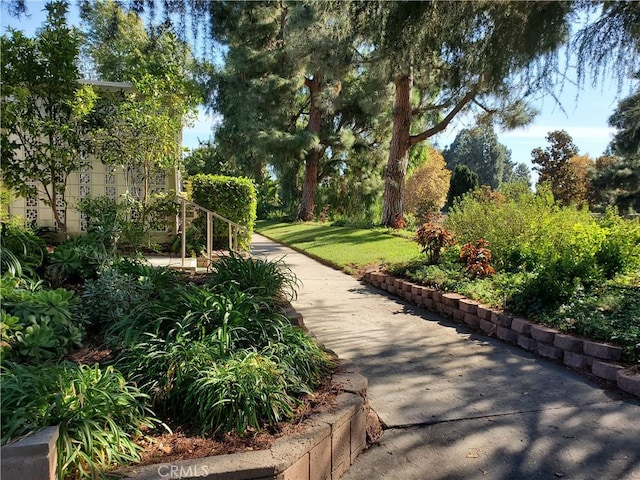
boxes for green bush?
[186,350,294,435]
[538,285,640,363]
[595,208,640,279]
[99,262,332,436]
[443,183,640,311]
[82,260,179,330]
[262,326,334,392]
[77,193,179,252]
[76,196,127,254]
[190,174,257,251]
[1,361,158,479]
[207,253,299,300]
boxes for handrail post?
[228,223,233,251]
[181,199,186,268]
[207,212,212,264]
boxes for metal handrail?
[174,195,248,269]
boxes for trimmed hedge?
[190,174,257,250]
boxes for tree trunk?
[298,73,323,221]
[48,164,67,237]
[381,72,413,228]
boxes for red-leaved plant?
[460,238,496,278]
[416,223,456,265]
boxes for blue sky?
[3,0,634,175]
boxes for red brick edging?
[363,271,640,399]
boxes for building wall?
[7,161,178,238]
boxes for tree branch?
[409,89,477,145]
[472,97,498,114]
[411,100,455,116]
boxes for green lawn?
[255,220,420,274]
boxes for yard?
[1,217,334,478]
[257,190,640,364]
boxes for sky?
[3,0,635,176]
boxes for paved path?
[251,234,640,480]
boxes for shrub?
[82,264,172,330]
[595,208,640,278]
[77,193,178,252]
[415,222,455,265]
[460,239,496,278]
[0,220,46,278]
[207,253,299,301]
[262,326,334,392]
[46,235,112,286]
[539,285,640,363]
[1,361,158,479]
[190,174,257,251]
[445,183,556,270]
[76,196,127,254]
[185,350,295,435]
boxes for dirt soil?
[134,376,341,466]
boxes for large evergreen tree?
[590,82,640,213]
[442,125,512,189]
[350,1,571,227]
[210,2,390,220]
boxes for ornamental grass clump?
[207,252,300,301]
[186,350,295,435]
[1,361,158,479]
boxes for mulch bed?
[134,376,340,466]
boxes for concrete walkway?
[250,234,640,480]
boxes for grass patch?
[255,220,421,273]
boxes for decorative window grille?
[79,168,91,185]
[151,172,167,194]
[25,207,38,225]
[106,170,116,199]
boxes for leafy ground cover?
[256,220,419,274]
[1,218,335,479]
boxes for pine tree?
[443,125,512,189]
[349,1,571,227]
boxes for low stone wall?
[0,370,369,480]
[364,271,640,398]
[125,374,367,480]
[0,426,59,480]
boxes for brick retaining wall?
[364,271,640,399]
